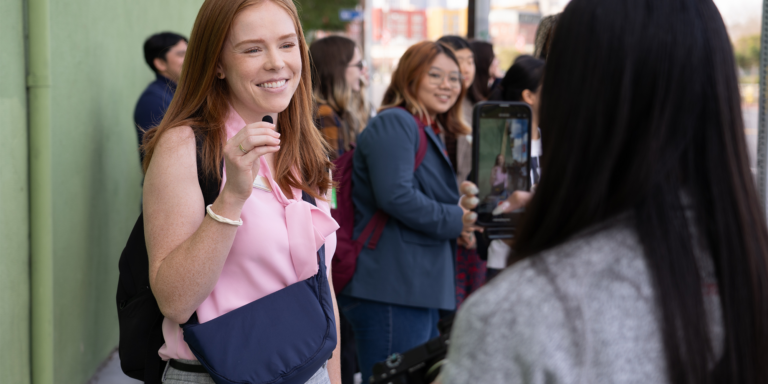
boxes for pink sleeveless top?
[159,108,339,361]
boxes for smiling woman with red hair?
[139,0,340,382]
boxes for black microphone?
[262,115,273,124]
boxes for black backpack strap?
[195,133,223,206]
[149,133,221,382]
[301,191,328,277]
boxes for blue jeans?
[337,295,440,383]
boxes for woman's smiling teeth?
[436,94,451,102]
[258,79,286,89]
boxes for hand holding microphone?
[222,115,281,203]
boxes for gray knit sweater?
[442,216,723,384]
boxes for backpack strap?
[358,107,430,249]
[195,133,223,205]
[358,210,389,249]
[391,106,430,171]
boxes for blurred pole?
[474,0,490,41]
[364,0,373,106]
[468,0,475,39]
[759,0,768,212]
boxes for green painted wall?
[0,0,203,381]
[42,1,202,383]
[0,1,31,384]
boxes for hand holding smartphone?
[470,102,533,239]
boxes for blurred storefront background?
[310,0,760,167]
[312,0,567,109]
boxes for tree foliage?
[734,34,760,71]
[295,0,360,32]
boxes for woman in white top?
[485,56,545,280]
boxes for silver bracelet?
[206,204,243,226]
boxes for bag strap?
[195,133,223,206]
[300,191,327,270]
[357,210,389,250]
[391,106,429,171]
[184,191,326,327]
[357,107,429,249]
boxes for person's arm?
[359,113,463,240]
[144,122,280,324]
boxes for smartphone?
[471,102,532,236]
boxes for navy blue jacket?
[133,74,176,161]
[343,108,464,310]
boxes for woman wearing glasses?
[437,35,487,308]
[309,36,367,159]
[336,41,473,381]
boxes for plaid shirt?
[315,104,347,159]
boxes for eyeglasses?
[349,60,366,70]
[426,70,463,89]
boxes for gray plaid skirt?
[162,359,331,384]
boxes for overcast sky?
[713,0,762,26]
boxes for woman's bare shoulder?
[154,125,197,152]
[147,126,197,171]
[144,125,201,196]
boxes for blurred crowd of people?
[129,0,768,383]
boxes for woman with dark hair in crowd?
[350,76,371,128]
[437,35,487,307]
[338,41,474,381]
[470,41,501,101]
[445,0,768,382]
[309,35,367,159]
[140,0,340,382]
[438,36,482,127]
[485,56,545,280]
[309,34,369,384]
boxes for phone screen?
[472,102,532,229]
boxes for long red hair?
[141,0,332,198]
[379,41,470,136]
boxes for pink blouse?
[159,108,339,361]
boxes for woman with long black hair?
[484,56,545,280]
[469,41,500,101]
[444,0,768,382]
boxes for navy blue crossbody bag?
[181,192,337,384]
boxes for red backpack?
[330,108,429,292]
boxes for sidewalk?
[89,349,141,384]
